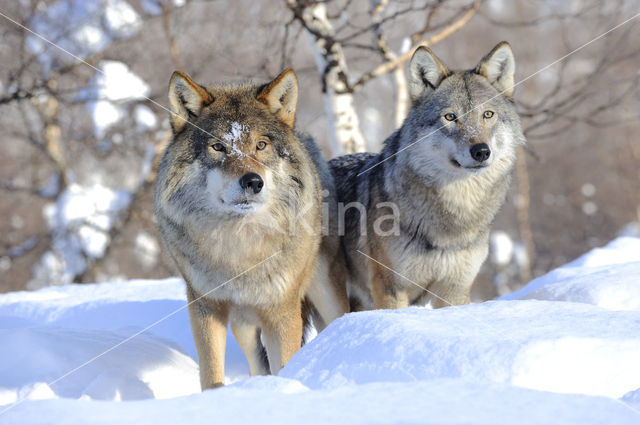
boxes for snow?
[3,237,640,424]
[28,1,153,138]
[89,101,122,138]
[619,221,640,238]
[400,37,412,54]
[103,0,141,38]
[85,61,151,138]
[502,237,640,311]
[134,105,158,131]
[0,327,199,403]
[142,0,187,15]
[29,184,132,288]
[282,302,640,398]
[90,61,150,102]
[583,201,598,215]
[2,379,638,425]
[221,121,249,143]
[134,231,160,268]
[27,0,141,73]
[581,183,596,197]
[623,387,640,409]
[489,230,514,266]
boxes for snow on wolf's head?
[156,69,313,227]
[401,42,525,185]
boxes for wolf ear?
[257,68,298,128]
[168,71,213,133]
[409,46,450,102]
[475,42,515,98]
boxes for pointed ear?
[409,46,450,102]
[168,71,213,133]
[475,42,515,98]
[257,69,298,128]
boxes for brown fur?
[155,69,348,389]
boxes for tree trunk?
[300,3,366,155]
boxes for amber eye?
[256,140,268,151]
[444,113,457,122]
[483,110,495,119]
[211,142,226,152]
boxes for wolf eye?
[483,110,495,119]
[256,140,268,151]
[211,143,226,152]
[444,113,457,122]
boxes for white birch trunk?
[392,37,412,128]
[304,4,366,155]
[392,66,409,129]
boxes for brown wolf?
[155,69,348,389]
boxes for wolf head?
[157,69,309,224]
[401,42,525,185]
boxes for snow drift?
[1,237,639,424]
[282,301,640,398]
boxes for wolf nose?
[470,143,491,162]
[239,172,264,194]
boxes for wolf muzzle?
[470,143,491,162]
[239,172,264,194]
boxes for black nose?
[239,172,264,194]
[470,143,491,162]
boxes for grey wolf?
[329,42,525,310]
[155,69,348,389]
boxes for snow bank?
[0,279,250,381]
[502,237,640,310]
[282,301,640,398]
[2,238,640,424]
[2,377,638,425]
[0,327,199,404]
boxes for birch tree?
[285,0,481,154]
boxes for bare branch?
[161,1,184,70]
[350,0,481,91]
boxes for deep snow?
[1,237,640,424]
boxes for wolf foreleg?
[187,288,229,389]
